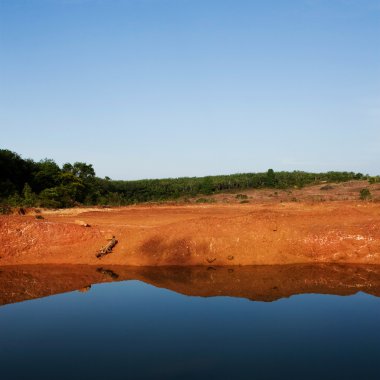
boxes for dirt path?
[1,201,380,265]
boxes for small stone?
[78,285,92,293]
[75,220,91,227]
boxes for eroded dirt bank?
[1,202,380,265]
[1,264,380,306]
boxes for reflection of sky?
[1,1,379,178]
[0,281,379,379]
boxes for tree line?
[0,149,369,208]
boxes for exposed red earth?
[1,181,380,266]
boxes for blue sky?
[1,0,379,179]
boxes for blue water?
[0,280,380,380]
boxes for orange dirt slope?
[1,201,380,266]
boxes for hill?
[2,148,378,210]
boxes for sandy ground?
[1,264,380,306]
[1,182,380,266]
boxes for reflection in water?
[1,265,380,380]
[1,264,380,306]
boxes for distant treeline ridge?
[0,149,378,208]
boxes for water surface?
[0,265,380,379]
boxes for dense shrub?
[360,189,371,200]
[0,204,11,215]
[236,194,248,200]
[196,198,216,204]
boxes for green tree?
[266,169,276,187]
[22,183,37,207]
[0,149,35,198]
[32,159,61,192]
[62,162,95,179]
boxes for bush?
[22,183,37,207]
[6,192,23,207]
[369,176,380,184]
[320,185,334,191]
[39,186,76,208]
[360,188,371,200]
[196,198,216,203]
[0,204,11,215]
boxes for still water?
[0,265,380,380]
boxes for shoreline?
[1,263,380,306]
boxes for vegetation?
[369,176,380,184]
[196,198,216,204]
[0,148,374,209]
[360,188,372,201]
[0,204,11,215]
[320,185,334,191]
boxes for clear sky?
[1,0,379,179]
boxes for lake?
[0,265,380,379]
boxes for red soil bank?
[1,201,380,266]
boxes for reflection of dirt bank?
[1,264,380,306]
[1,202,380,266]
